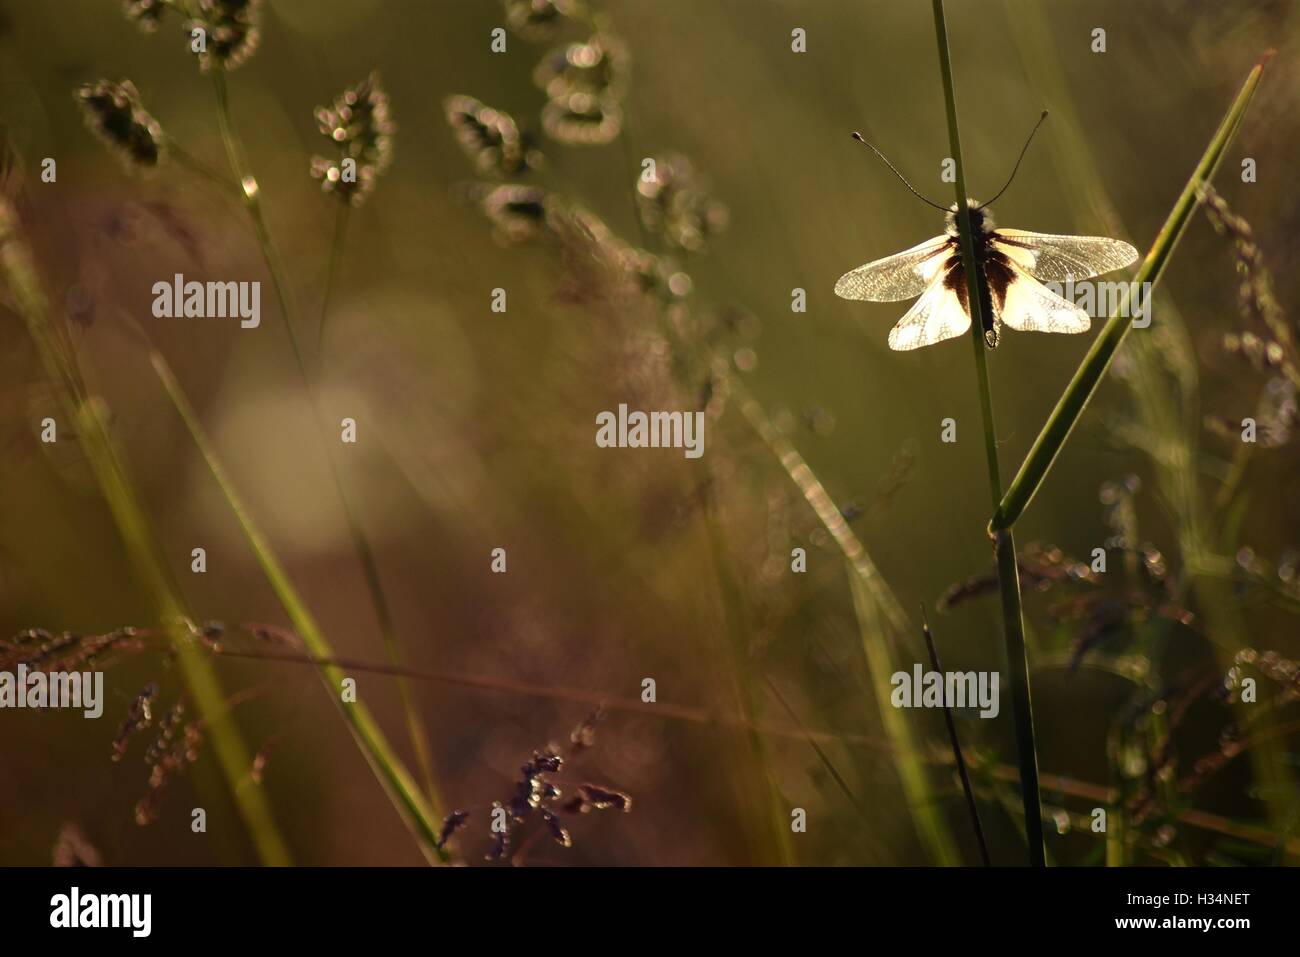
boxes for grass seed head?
[445,94,541,178]
[435,810,470,851]
[122,0,167,32]
[74,79,165,170]
[310,71,395,207]
[112,683,160,762]
[542,91,622,145]
[190,0,263,73]
[635,153,728,252]
[478,183,556,245]
[503,0,581,43]
[533,33,628,100]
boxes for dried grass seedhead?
[479,183,558,245]
[503,0,582,43]
[310,71,396,207]
[1231,646,1300,704]
[1,626,146,673]
[112,683,159,762]
[558,205,692,307]
[1199,184,1296,387]
[122,0,167,33]
[136,696,205,826]
[1206,376,1297,448]
[75,79,166,170]
[938,540,1097,612]
[477,711,632,862]
[445,95,541,178]
[435,810,470,851]
[9,623,301,829]
[1198,185,1299,447]
[616,244,692,303]
[530,29,627,146]
[1232,546,1300,609]
[636,153,729,252]
[542,91,623,145]
[938,478,1191,672]
[190,0,263,73]
[534,33,628,100]
[558,783,632,814]
[1132,644,1300,833]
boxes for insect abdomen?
[975,256,999,349]
[944,231,1012,350]
[980,251,1016,350]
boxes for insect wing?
[998,260,1092,335]
[834,235,951,302]
[992,228,1138,282]
[886,266,970,351]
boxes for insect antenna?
[977,110,1049,209]
[850,132,948,211]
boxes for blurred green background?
[1,0,1298,865]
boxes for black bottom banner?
[0,865,1281,943]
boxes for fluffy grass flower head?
[310,71,396,207]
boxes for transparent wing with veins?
[834,235,952,302]
[992,229,1138,282]
[997,260,1092,335]
[886,264,971,351]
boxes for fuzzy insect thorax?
[944,199,995,238]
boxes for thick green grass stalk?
[208,70,441,809]
[931,0,1044,865]
[150,349,450,864]
[989,53,1271,532]
[0,195,291,866]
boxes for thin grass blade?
[150,349,450,864]
[0,195,291,866]
[990,53,1272,532]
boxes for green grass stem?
[208,69,442,812]
[150,349,450,864]
[0,194,291,866]
[931,0,1044,865]
[990,53,1271,532]
[921,608,990,865]
[733,383,961,864]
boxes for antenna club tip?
[851,131,865,142]
[1040,109,1049,119]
